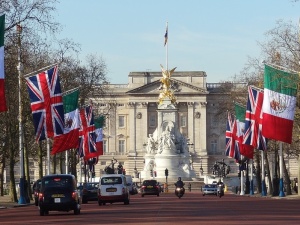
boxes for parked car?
[32,179,41,206]
[202,184,218,196]
[98,174,130,205]
[140,180,160,197]
[38,174,81,216]
[78,182,98,204]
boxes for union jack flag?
[225,112,240,161]
[25,65,64,141]
[243,86,267,151]
[77,106,101,161]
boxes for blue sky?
[54,0,300,84]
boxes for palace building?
[88,70,239,180]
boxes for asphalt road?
[0,192,300,225]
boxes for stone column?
[127,102,136,155]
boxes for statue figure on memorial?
[158,121,176,154]
[146,134,156,154]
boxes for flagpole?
[65,151,68,174]
[22,63,58,78]
[261,151,267,196]
[47,139,50,175]
[249,159,254,195]
[266,63,299,75]
[63,87,79,96]
[17,24,26,205]
[240,156,245,195]
[165,21,168,70]
[279,142,285,197]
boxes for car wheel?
[98,200,102,206]
[141,194,144,197]
[157,193,159,197]
[203,194,205,196]
[74,207,80,215]
[39,208,45,216]
[124,198,129,205]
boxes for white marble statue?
[158,121,176,154]
[146,134,156,154]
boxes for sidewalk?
[0,195,33,209]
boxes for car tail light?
[141,185,146,189]
[38,192,43,201]
[72,191,78,200]
[122,187,125,194]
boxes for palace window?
[119,140,125,154]
[211,139,217,154]
[118,115,125,128]
[149,115,156,127]
[180,116,187,127]
[103,140,107,154]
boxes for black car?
[38,174,81,216]
[32,179,41,206]
[141,180,160,197]
[79,182,98,204]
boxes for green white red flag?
[94,115,105,156]
[0,14,7,112]
[262,65,299,144]
[235,103,254,159]
[51,89,80,154]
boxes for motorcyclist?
[217,179,224,187]
[175,177,185,196]
[216,179,224,196]
[175,177,184,188]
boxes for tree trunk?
[264,151,273,195]
[0,155,4,196]
[283,158,292,195]
[255,151,262,194]
[9,155,17,202]
[38,143,43,179]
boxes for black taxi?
[38,174,81,216]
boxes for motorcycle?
[217,184,224,198]
[175,186,185,198]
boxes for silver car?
[202,184,217,196]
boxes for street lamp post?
[134,154,138,178]
[200,157,203,176]
[17,24,26,205]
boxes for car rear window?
[142,180,157,186]
[43,177,73,188]
[205,184,216,188]
[101,177,122,185]
[86,183,98,189]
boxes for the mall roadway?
[1,191,300,225]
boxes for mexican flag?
[94,115,105,156]
[0,14,7,112]
[262,65,299,144]
[235,103,254,159]
[51,89,80,154]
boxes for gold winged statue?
[159,64,177,104]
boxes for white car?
[98,174,130,205]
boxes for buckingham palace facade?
[88,70,240,179]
